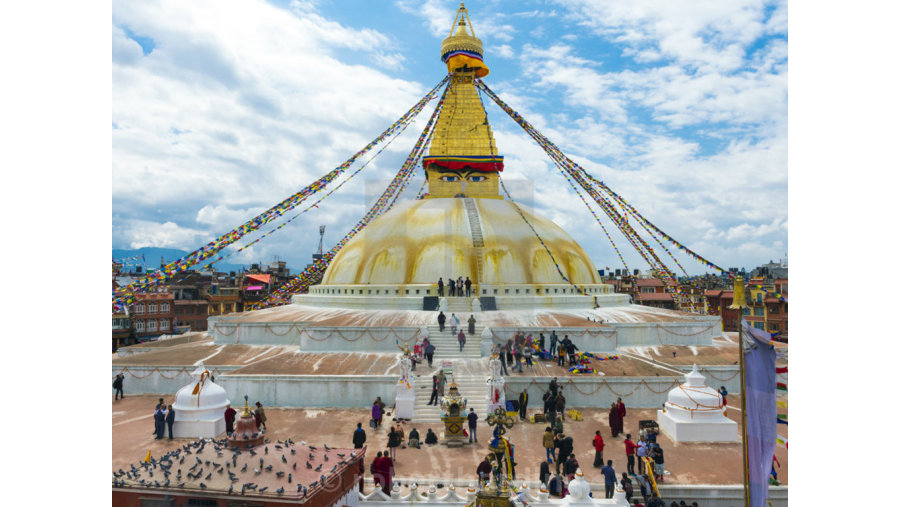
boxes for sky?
[112,0,788,276]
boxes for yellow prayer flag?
[776,400,787,408]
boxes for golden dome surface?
[320,198,601,286]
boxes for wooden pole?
[739,319,750,506]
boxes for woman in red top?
[593,430,605,467]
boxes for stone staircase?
[424,324,483,359]
[411,367,490,423]
[463,198,486,283]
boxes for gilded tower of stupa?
[303,3,620,309]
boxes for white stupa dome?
[664,364,723,418]
[173,364,230,420]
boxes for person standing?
[624,433,637,475]
[549,377,559,397]
[514,344,523,373]
[523,345,533,370]
[379,451,394,494]
[518,390,528,420]
[651,444,665,482]
[565,336,579,365]
[556,389,566,421]
[438,311,446,332]
[609,403,620,437]
[477,456,492,483]
[546,394,557,428]
[467,408,478,443]
[450,313,459,334]
[636,435,648,475]
[387,426,400,461]
[719,386,728,408]
[468,314,476,335]
[554,433,573,474]
[437,277,444,297]
[563,454,579,476]
[601,460,617,498]
[539,460,551,487]
[616,398,627,434]
[638,473,652,505]
[458,330,466,352]
[254,402,267,431]
[152,398,164,435]
[428,375,440,405]
[154,404,166,440]
[425,341,436,368]
[165,404,175,439]
[113,373,124,400]
[538,333,546,353]
[557,342,566,366]
[621,472,634,503]
[353,422,367,449]
[593,430,605,467]
[449,277,456,297]
[465,277,472,297]
[457,277,464,297]
[542,426,555,463]
[224,404,236,436]
[372,400,383,429]
[499,344,509,376]
[549,331,558,360]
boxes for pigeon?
[331,465,337,473]
[315,464,322,472]
[163,479,169,488]
[290,449,296,455]
[241,464,247,473]
[241,484,247,495]
[254,468,261,475]
[281,455,287,464]
[320,474,326,482]
[276,486,284,494]
[265,438,270,443]
[293,462,297,470]
[154,481,160,487]
[309,453,315,460]
[200,483,207,489]
[288,473,292,483]
[196,457,203,465]
[323,454,328,462]
[306,461,312,469]
[177,482,185,488]
[258,486,268,493]
[217,468,223,474]
[297,484,303,493]
[323,444,330,451]
[205,473,212,480]
[265,446,268,455]
[265,465,273,472]
[228,484,233,495]
[336,453,345,458]
[308,446,317,451]
[260,458,264,468]
[276,471,284,478]
[275,445,282,450]
[309,480,318,489]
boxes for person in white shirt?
[636,436,648,475]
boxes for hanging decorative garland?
[112,75,450,308]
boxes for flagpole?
[739,318,750,506]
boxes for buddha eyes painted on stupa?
[437,170,490,183]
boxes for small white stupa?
[172,364,230,438]
[657,364,738,442]
[486,353,506,414]
[395,354,415,419]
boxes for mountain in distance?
[112,247,250,274]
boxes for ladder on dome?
[463,198,486,288]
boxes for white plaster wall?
[110,366,239,395]
[217,375,399,408]
[501,377,682,409]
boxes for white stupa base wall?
[395,382,415,419]
[656,409,738,442]
[173,417,226,439]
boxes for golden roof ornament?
[441,3,489,78]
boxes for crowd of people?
[436,276,474,297]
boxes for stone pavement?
[113,394,788,488]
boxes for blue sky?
[112,0,788,276]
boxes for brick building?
[131,288,175,339]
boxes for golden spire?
[424,3,502,199]
[728,276,749,310]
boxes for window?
[769,323,779,331]
[147,320,158,331]
[135,320,145,332]
[641,287,655,294]
[135,304,145,314]
[769,306,779,314]
[160,303,170,312]
[756,293,762,303]
[160,319,169,331]
[148,303,158,313]
[753,307,764,316]
[742,308,750,316]
[753,321,765,330]
[186,499,218,506]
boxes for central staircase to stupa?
[411,363,490,423]
[424,323,483,359]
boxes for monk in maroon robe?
[609,403,620,437]
[224,405,237,435]
[374,450,394,494]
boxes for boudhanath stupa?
[113,2,729,422]
[112,4,777,505]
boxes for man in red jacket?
[593,430,605,467]
[624,433,637,475]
